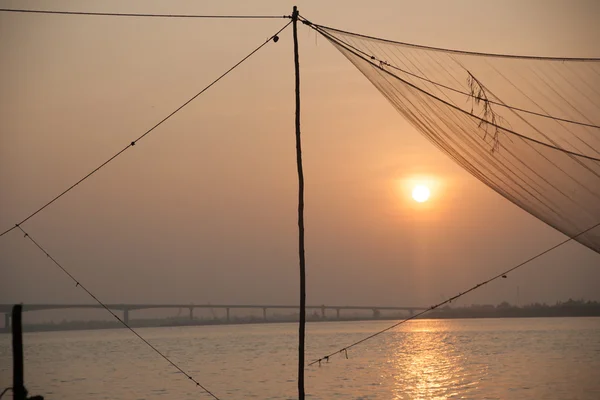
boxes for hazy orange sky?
[1,0,599,315]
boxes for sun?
[412,185,431,203]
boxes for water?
[1,318,599,399]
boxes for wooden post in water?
[12,304,26,400]
[292,5,306,400]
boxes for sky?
[1,0,599,321]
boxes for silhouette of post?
[262,307,267,321]
[123,308,129,325]
[4,313,9,332]
[12,305,26,400]
[408,309,414,317]
[292,5,306,400]
[321,305,326,319]
[336,308,340,319]
[226,308,230,322]
[372,309,380,318]
[188,307,193,321]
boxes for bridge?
[0,303,429,329]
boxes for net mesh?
[314,24,600,254]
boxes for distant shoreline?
[3,304,599,334]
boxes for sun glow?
[412,185,431,203]
[395,175,441,207]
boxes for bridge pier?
[336,308,340,319]
[123,309,129,325]
[226,308,230,322]
[4,313,9,331]
[189,307,194,321]
[321,305,326,319]
[262,308,267,321]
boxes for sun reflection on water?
[384,320,487,399]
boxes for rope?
[0,21,292,239]
[308,220,600,366]
[0,8,290,19]
[0,388,11,399]
[16,225,222,399]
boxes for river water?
[0,317,599,399]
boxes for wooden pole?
[292,6,306,400]
[12,304,26,400]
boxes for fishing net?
[312,23,600,254]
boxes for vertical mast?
[292,5,306,400]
